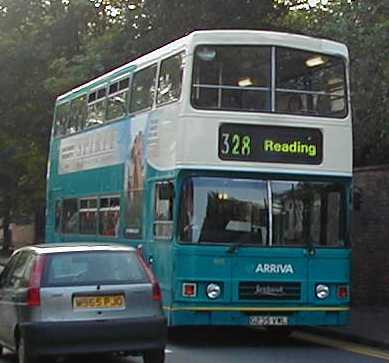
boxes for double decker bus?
[46,30,352,328]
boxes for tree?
[276,0,389,166]
[0,0,111,248]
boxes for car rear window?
[42,251,148,287]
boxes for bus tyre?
[17,336,36,363]
[0,344,3,356]
[143,349,165,363]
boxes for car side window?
[0,253,20,288]
[7,251,31,289]
[21,253,36,288]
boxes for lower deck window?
[99,197,120,237]
[180,178,268,244]
[154,182,174,240]
[179,177,347,247]
[57,196,120,237]
[62,199,78,234]
[272,181,345,247]
[79,198,97,235]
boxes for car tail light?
[152,281,162,302]
[337,285,349,299]
[182,283,197,297]
[136,251,162,302]
[27,255,47,307]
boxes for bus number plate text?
[248,316,288,326]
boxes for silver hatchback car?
[0,243,167,363]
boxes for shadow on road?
[168,326,300,348]
[0,328,308,363]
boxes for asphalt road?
[1,327,389,363]
[1,265,388,363]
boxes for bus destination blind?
[218,124,323,165]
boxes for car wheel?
[18,336,36,363]
[0,344,3,355]
[143,349,165,363]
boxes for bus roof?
[57,30,348,103]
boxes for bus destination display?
[218,124,322,164]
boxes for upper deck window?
[54,102,70,137]
[276,48,347,118]
[107,77,129,121]
[67,94,87,134]
[157,52,185,106]
[130,65,157,113]
[192,46,271,112]
[191,45,348,118]
[86,86,107,128]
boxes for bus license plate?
[249,316,288,326]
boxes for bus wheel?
[143,349,165,363]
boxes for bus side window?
[86,87,107,128]
[79,198,98,235]
[154,182,174,240]
[54,102,70,137]
[107,77,129,121]
[62,198,79,234]
[157,52,185,106]
[99,196,120,237]
[130,65,157,114]
[55,200,62,233]
[68,94,87,134]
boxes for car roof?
[16,243,136,255]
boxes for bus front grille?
[239,282,301,300]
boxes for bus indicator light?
[183,283,197,297]
[337,285,349,299]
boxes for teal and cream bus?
[46,30,352,328]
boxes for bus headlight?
[316,284,330,299]
[206,283,221,299]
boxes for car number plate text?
[73,294,125,309]
[248,316,288,326]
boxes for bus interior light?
[196,47,216,62]
[238,78,253,87]
[183,283,197,297]
[306,56,326,68]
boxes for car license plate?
[248,316,288,326]
[73,294,125,309]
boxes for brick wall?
[352,165,389,306]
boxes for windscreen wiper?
[227,242,244,254]
[306,239,316,256]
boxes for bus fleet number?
[221,133,252,157]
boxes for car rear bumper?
[20,316,167,356]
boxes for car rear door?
[39,251,160,322]
[0,251,33,347]
[0,253,19,345]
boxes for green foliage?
[0,0,387,244]
[276,0,389,166]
